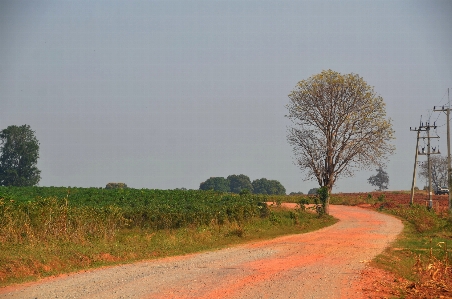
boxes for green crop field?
[0,187,270,232]
[0,186,336,286]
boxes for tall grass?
[0,197,128,244]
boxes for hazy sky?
[1,1,452,193]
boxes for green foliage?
[297,197,310,211]
[199,175,286,195]
[227,174,253,194]
[313,187,328,216]
[105,183,128,189]
[0,187,268,233]
[239,188,251,196]
[252,178,286,195]
[257,201,270,218]
[0,197,127,243]
[199,177,230,192]
[0,125,41,186]
[386,204,443,233]
[268,211,281,224]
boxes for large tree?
[286,70,395,214]
[227,174,253,194]
[367,167,389,191]
[199,177,230,192]
[252,178,286,195]
[0,125,41,186]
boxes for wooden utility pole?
[434,88,452,213]
[410,127,421,205]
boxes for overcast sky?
[1,1,452,193]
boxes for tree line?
[199,174,286,195]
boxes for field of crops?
[0,187,273,242]
[0,186,337,286]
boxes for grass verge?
[333,192,451,298]
[371,206,451,298]
[0,206,336,287]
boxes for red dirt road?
[0,205,403,299]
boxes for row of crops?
[0,187,272,243]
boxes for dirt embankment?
[0,205,403,299]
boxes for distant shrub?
[307,188,318,195]
[289,192,304,195]
[105,183,128,189]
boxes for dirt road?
[0,205,403,299]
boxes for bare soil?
[0,205,402,299]
[336,191,451,213]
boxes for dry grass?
[405,242,452,298]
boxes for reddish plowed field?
[336,191,450,212]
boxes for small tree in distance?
[0,125,41,186]
[307,188,319,195]
[367,167,389,191]
[418,155,447,188]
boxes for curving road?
[0,205,403,299]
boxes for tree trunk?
[324,186,332,215]
[324,195,330,215]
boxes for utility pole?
[434,88,452,213]
[413,121,440,208]
[409,126,421,205]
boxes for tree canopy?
[367,167,389,191]
[227,174,253,194]
[0,125,41,186]
[199,177,230,192]
[199,175,286,195]
[251,178,286,195]
[286,70,395,213]
[105,182,128,189]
